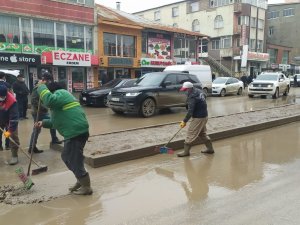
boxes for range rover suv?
[107,72,202,117]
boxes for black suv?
[107,72,202,117]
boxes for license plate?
[82,97,86,101]
[111,97,119,102]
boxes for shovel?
[155,127,183,154]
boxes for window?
[257,40,263,52]
[103,33,136,57]
[250,17,256,28]
[282,50,289,64]
[66,24,84,49]
[33,20,54,47]
[267,11,280,19]
[212,39,220,50]
[221,36,232,48]
[154,11,160,21]
[210,0,231,8]
[192,19,200,32]
[258,19,264,29]
[172,7,179,17]
[56,23,65,48]
[0,15,19,43]
[164,74,177,85]
[214,15,224,29]
[141,32,147,54]
[173,23,178,28]
[250,39,256,50]
[177,74,190,84]
[77,0,85,4]
[22,18,32,44]
[268,48,277,64]
[283,8,295,17]
[85,26,93,52]
[187,1,199,13]
[269,26,274,36]
[238,16,249,26]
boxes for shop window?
[268,48,277,64]
[66,24,84,49]
[282,51,289,64]
[22,18,32,44]
[33,20,54,47]
[0,15,20,44]
[104,33,136,57]
[56,23,65,48]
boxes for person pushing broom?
[35,74,92,195]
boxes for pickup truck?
[248,72,290,99]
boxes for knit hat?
[0,84,8,97]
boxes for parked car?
[107,72,202,117]
[248,72,290,99]
[294,74,300,87]
[80,78,136,107]
[212,77,244,97]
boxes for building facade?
[97,4,205,83]
[134,0,269,77]
[266,2,300,74]
[0,0,98,92]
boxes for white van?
[164,65,212,94]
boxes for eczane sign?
[52,51,91,67]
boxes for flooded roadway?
[1,88,300,224]
[1,121,300,224]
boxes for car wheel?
[248,94,254,98]
[203,88,208,95]
[237,87,243,95]
[112,109,124,115]
[283,86,289,96]
[220,89,226,97]
[103,96,108,107]
[272,88,279,99]
[139,98,156,118]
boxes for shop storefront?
[41,51,98,93]
[139,58,175,75]
[0,52,41,90]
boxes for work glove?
[180,121,186,128]
[3,131,11,138]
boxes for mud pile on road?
[84,104,300,158]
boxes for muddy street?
[1,122,300,224]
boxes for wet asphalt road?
[1,88,300,225]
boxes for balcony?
[233,25,241,35]
[234,3,242,13]
[233,47,241,56]
[220,48,233,57]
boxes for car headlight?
[108,91,111,95]
[125,92,141,97]
[248,83,253,88]
[267,84,273,88]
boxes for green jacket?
[37,84,89,139]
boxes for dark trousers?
[61,133,89,179]
[29,114,59,149]
[16,95,28,118]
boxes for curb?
[85,114,300,168]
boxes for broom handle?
[164,127,183,147]
[0,127,40,167]
[27,97,42,175]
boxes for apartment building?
[134,0,269,77]
[266,2,300,73]
[0,0,98,92]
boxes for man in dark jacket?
[29,72,62,154]
[177,81,215,157]
[0,85,20,165]
[12,74,30,119]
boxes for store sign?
[247,52,269,61]
[0,52,40,65]
[140,58,174,68]
[53,51,91,67]
[108,57,133,66]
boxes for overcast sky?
[96,0,284,13]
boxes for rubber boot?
[201,140,215,154]
[69,180,81,192]
[177,143,191,157]
[73,173,93,195]
[8,149,18,165]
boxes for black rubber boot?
[177,143,191,157]
[201,140,215,154]
[73,173,93,195]
[28,146,44,154]
[69,180,81,192]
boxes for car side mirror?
[279,78,284,82]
